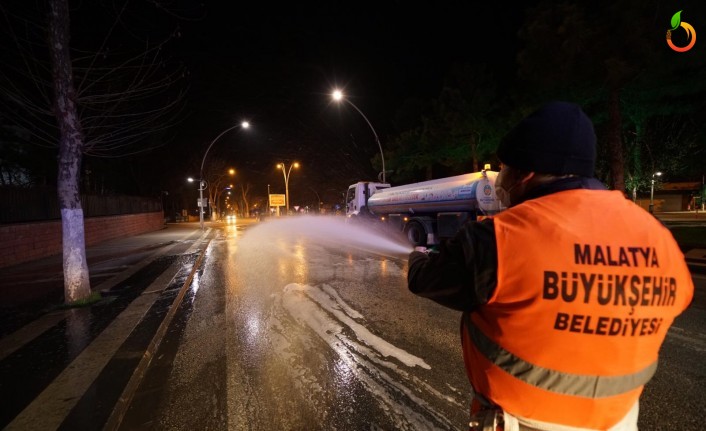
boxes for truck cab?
[345,168,501,247]
[345,182,390,218]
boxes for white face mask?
[494,168,522,208]
[494,184,513,208]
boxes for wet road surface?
[120,217,470,430]
[121,217,706,430]
[0,217,704,430]
[0,225,210,430]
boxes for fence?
[0,186,162,224]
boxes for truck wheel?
[404,222,427,247]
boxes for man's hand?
[414,246,429,254]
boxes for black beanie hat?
[497,101,596,177]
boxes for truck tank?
[367,171,500,215]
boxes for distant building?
[636,182,703,212]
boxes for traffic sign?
[269,194,285,206]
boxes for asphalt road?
[119,217,469,430]
[1,215,703,430]
[117,217,705,430]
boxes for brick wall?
[0,212,164,268]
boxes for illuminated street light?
[331,89,387,184]
[188,177,208,226]
[194,121,249,230]
[277,162,300,214]
[649,171,662,214]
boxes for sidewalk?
[656,210,706,221]
[0,219,258,333]
[0,222,203,336]
[0,219,259,430]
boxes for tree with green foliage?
[621,65,706,198]
[518,0,705,193]
[385,64,507,182]
[384,120,438,182]
[435,64,503,172]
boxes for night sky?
[153,1,530,207]
[2,0,705,211]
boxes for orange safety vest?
[461,189,694,430]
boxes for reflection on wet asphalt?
[120,231,230,430]
[262,282,460,430]
[224,219,468,430]
[0,243,183,338]
[0,255,178,428]
[1,220,704,430]
[57,253,199,431]
[117,257,211,430]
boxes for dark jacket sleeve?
[407,218,498,311]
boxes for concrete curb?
[102,229,212,431]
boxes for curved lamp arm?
[200,124,242,179]
[337,96,386,184]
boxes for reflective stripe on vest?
[462,189,694,429]
[464,313,657,398]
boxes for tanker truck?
[345,166,502,246]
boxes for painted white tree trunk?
[49,0,91,303]
[61,209,90,302]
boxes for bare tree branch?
[0,0,189,163]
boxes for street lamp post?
[187,177,208,230]
[277,162,299,215]
[194,121,249,230]
[331,89,387,184]
[649,171,662,214]
[310,187,322,213]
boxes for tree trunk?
[607,89,626,193]
[49,0,91,303]
[633,123,643,175]
[214,188,224,220]
[209,197,217,221]
[214,196,221,220]
[208,186,217,221]
[240,184,250,217]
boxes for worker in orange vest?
[407,101,694,431]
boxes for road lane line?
[0,231,194,362]
[0,312,65,361]
[4,229,210,431]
